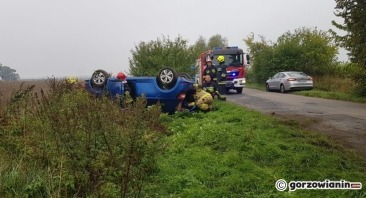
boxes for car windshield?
[212,54,243,67]
[287,72,308,77]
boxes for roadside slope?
[227,88,366,157]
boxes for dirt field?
[0,80,49,105]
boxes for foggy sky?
[0,0,344,79]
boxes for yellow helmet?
[66,76,78,84]
[217,55,225,63]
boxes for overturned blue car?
[85,67,194,113]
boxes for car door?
[268,73,280,90]
[276,73,286,89]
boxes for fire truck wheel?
[157,67,178,90]
[91,69,109,88]
[236,87,243,94]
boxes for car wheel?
[157,67,178,90]
[266,83,270,92]
[177,72,192,80]
[236,87,243,94]
[91,69,109,88]
[280,84,286,93]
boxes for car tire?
[266,83,270,92]
[91,69,109,88]
[236,87,243,94]
[280,84,286,93]
[157,67,178,90]
[177,72,192,81]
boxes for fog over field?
[0,0,346,79]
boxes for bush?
[0,79,167,197]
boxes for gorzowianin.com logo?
[275,179,362,191]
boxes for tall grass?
[0,79,167,197]
[312,75,356,93]
[295,75,366,103]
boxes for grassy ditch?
[1,81,365,197]
[144,101,366,197]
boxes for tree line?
[3,0,364,96]
[128,0,365,96]
[128,34,228,77]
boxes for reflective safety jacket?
[194,89,213,111]
[216,63,227,83]
[203,66,218,82]
[202,81,217,94]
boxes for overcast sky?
[0,0,344,79]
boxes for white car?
[266,71,313,93]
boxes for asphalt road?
[226,88,366,157]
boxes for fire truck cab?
[196,46,250,94]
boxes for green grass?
[294,90,366,103]
[246,83,366,103]
[1,82,365,197]
[144,101,366,197]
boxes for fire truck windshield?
[211,54,243,67]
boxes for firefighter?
[193,84,213,111]
[176,84,213,112]
[216,55,227,98]
[116,72,133,106]
[202,75,217,98]
[65,76,84,90]
[66,76,78,84]
[176,88,195,112]
[203,56,217,83]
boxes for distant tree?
[244,34,276,82]
[129,34,231,77]
[244,28,338,83]
[244,33,273,64]
[189,36,207,59]
[331,0,366,96]
[207,34,228,49]
[275,27,338,76]
[129,36,195,76]
[189,34,229,58]
[0,63,20,81]
[128,34,231,77]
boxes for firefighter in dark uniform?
[202,56,217,83]
[216,55,227,98]
[116,72,133,107]
[202,75,217,98]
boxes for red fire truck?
[195,46,250,94]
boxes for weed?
[0,78,167,197]
[1,80,365,197]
